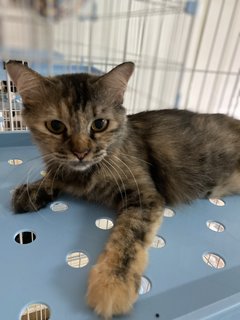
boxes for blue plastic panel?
[1,132,240,320]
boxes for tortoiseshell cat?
[7,61,240,319]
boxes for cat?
[6,61,240,319]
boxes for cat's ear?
[6,62,46,104]
[96,62,135,102]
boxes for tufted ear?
[96,62,135,103]
[6,62,46,104]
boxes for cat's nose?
[73,149,90,161]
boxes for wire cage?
[1,1,240,320]
[1,0,240,131]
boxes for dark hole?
[155,313,160,318]
[15,231,36,244]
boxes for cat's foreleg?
[12,178,59,213]
[87,192,164,319]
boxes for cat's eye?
[45,120,66,135]
[91,119,109,132]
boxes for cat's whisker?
[35,167,53,202]
[18,159,44,193]
[106,158,129,210]
[12,153,61,185]
[17,158,57,211]
[107,158,128,180]
[25,166,38,212]
[103,158,128,210]
[97,163,106,181]
[49,163,64,196]
[101,160,125,209]
[44,157,61,168]
[17,154,43,165]
[43,157,67,177]
[111,154,142,209]
[42,153,67,165]
[114,151,152,166]
[1,153,48,183]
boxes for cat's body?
[129,110,240,204]
[6,61,240,319]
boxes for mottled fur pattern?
[7,61,240,319]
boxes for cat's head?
[6,62,134,172]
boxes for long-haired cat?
[6,61,240,319]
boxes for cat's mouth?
[45,151,107,172]
[69,151,107,172]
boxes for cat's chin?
[70,161,94,172]
[69,157,104,172]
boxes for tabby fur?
[6,61,240,319]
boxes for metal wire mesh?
[21,303,50,320]
[0,0,239,128]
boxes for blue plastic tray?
[1,132,240,320]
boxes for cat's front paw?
[87,254,140,319]
[12,182,55,213]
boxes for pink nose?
[73,149,89,161]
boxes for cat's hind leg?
[210,169,240,199]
